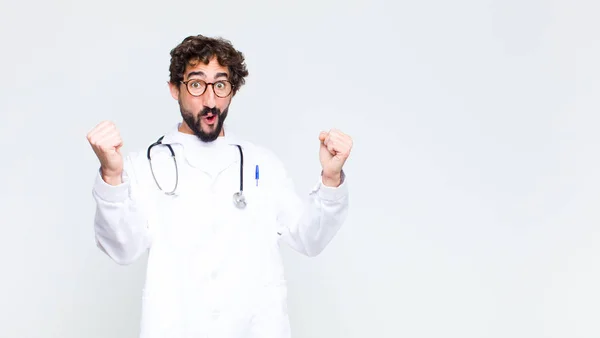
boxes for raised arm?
[275,129,352,257]
[87,121,152,265]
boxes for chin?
[201,125,217,134]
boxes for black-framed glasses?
[181,79,233,98]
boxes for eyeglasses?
[180,79,233,98]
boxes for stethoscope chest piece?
[233,191,247,209]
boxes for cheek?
[217,98,232,112]
[180,96,204,112]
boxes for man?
[87,34,352,338]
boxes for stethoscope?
[146,136,247,209]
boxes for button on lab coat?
[91,125,349,338]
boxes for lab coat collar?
[159,123,244,174]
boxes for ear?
[168,81,180,100]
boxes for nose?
[203,84,217,108]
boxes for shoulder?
[125,149,148,169]
[116,148,150,186]
[235,138,289,180]
[118,134,164,185]
[123,126,180,173]
[237,139,281,163]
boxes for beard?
[180,104,229,142]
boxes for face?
[169,56,233,142]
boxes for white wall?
[1,0,599,337]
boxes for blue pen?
[255,165,259,186]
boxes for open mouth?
[204,113,217,125]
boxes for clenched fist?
[87,121,124,186]
[318,128,353,187]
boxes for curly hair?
[168,35,249,94]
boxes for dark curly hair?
[168,35,249,95]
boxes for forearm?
[92,171,151,265]
[280,171,349,257]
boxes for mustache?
[200,107,220,116]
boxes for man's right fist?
[87,121,124,186]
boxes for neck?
[178,122,191,134]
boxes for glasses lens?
[187,80,206,96]
[214,81,232,97]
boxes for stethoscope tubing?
[146,136,246,208]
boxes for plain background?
[1,0,599,337]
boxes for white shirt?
[91,124,349,338]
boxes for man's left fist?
[318,128,353,187]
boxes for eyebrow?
[186,71,229,80]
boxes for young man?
[87,34,352,338]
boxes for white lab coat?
[91,124,349,338]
